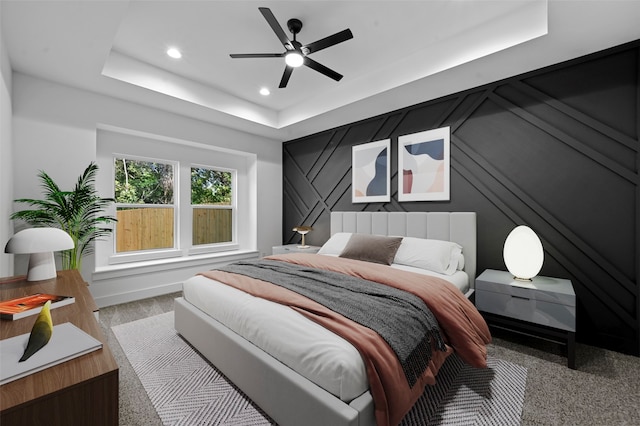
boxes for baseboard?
[89,250,259,309]
[93,281,183,308]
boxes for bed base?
[174,297,376,426]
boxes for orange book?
[0,294,75,320]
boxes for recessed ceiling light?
[166,48,182,59]
[259,87,270,96]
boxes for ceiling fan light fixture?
[285,51,304,68]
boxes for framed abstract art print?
[351,139,390,203]
[398,127,450,201]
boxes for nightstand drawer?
[476,274,575,307]
[476,290,575,332]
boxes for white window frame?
[188,164,238,256]
[95,126,254,271]
[109,154,181,265]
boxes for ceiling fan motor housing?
[287,18,303,36]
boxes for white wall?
[11,73,283,305]
[0,28,13,277]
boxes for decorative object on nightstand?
[17,299,53,362]
[475,269,576,369]
[272,244,321,255]
[503,225,544,281]
[292,225,312,248]
[4,228,74,281]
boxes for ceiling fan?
[230,7,353,88]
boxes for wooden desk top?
[0,270,118,412]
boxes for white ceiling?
[2,1,640,141]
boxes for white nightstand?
[272,244,321,255]
[476,269,576,369]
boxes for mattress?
[390,264,469,294]
[182,260,469,402]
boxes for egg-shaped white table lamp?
[503,225,544,281]
[5,228,74,281]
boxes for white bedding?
[319,253,470,293]
[390,264,469,294]
[182,258,469,402]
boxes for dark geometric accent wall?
[283,40,640,355]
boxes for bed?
[174,211,490,426]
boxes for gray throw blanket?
[218,259,446,387]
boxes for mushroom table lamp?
[5,228,74,281]
[503,225,544,282]
[292,226,313,249]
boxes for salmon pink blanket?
[199,253,491,426]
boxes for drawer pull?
[511,295,530,301]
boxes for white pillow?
[317,232,353,256]
[456,251,465,270]
[393,237,463,275]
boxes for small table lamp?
[292,226,312,249]
[503,225,544,281]
[5,228,75,281]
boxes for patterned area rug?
[113,312,527,425]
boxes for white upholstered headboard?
[330,211,477,289]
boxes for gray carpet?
[99,293,640,425]
[112,311,526,426]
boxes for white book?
[0,322,103,385]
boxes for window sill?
[108,248,185,265]
[93,249,259,281]
[188,243,239,256]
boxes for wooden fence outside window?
[116,208,232,252]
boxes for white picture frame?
[398,127,450,201]
[351,139,391,203]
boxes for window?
[111,158,239,260]
[96,128,253,268]
[113,157,176,253]
[191,166,234,246]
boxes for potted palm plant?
[10,162,117,271]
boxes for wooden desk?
[0,270,118,425]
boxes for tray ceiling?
[2,1,639,140]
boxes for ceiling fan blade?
[279,66,294,88]
[304,29,353,54]
[230,53,284,59]
[259,7,293,50]
[304,57,343,81]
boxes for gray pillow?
[339,234,403,265]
